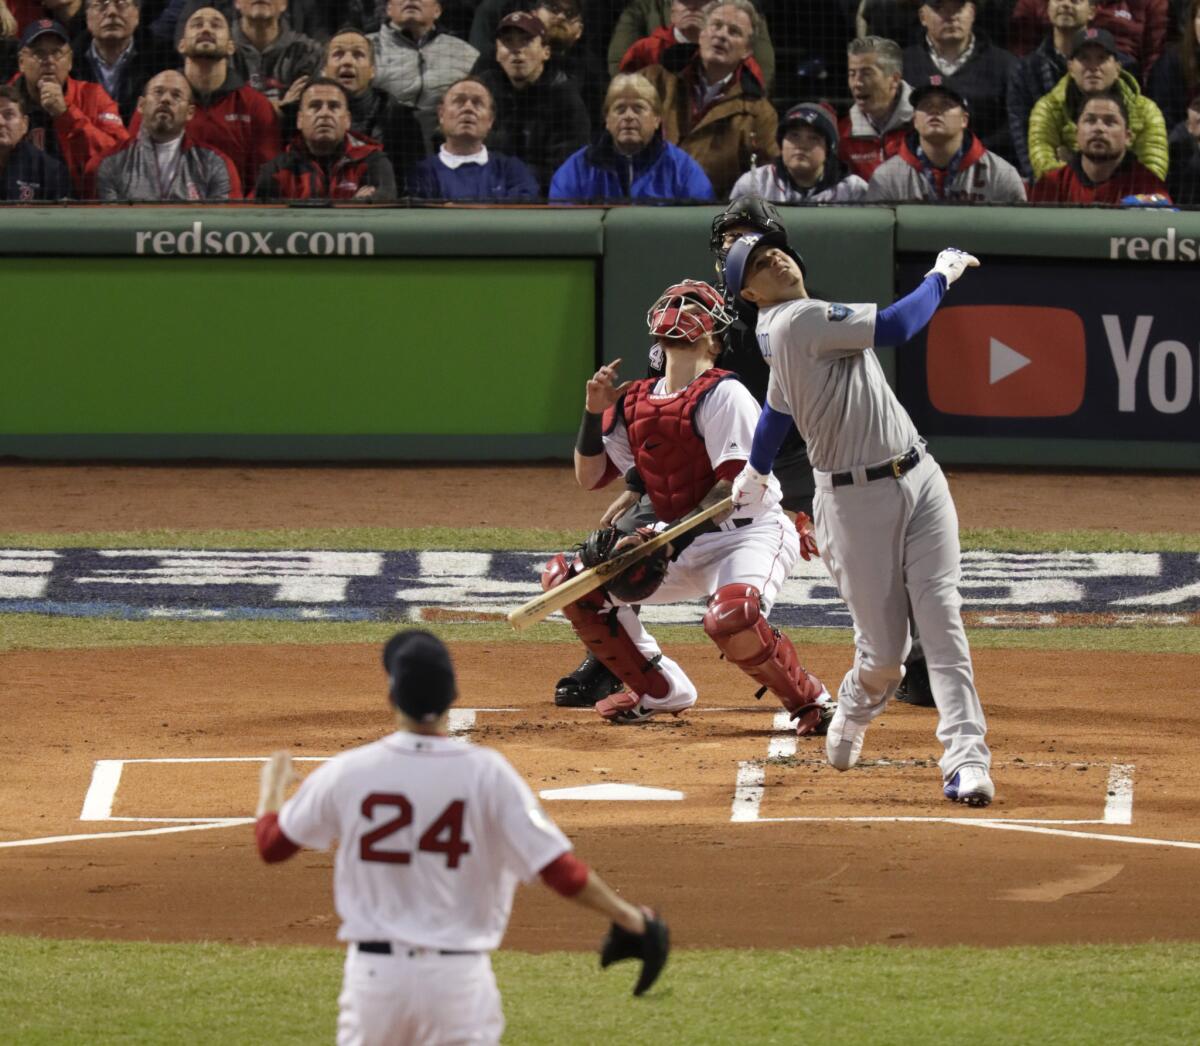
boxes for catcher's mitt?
[578,526,669,603]
[599,910,670,996]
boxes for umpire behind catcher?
[253,630,668,1045]
[553,196,935,710]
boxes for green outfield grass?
[1,614,1197,655]
[2,525,1199,553]
[3,936,1199,1045]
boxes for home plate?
[539,783,685,801]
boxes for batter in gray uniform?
[721,232,994,807]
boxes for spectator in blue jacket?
[548,71,713,202]
[408,74,539,199]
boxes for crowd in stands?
[1,0,1197,204]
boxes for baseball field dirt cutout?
[1,464,1199,950]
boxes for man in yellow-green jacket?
[1027,26,1168,180]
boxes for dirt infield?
[2,464,1199,951]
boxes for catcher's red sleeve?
[539,852,589,896]
[255,812,301,863]
[714,459,746,483]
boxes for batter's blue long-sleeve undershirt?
[746,273,948,475]
[875,272,947,346]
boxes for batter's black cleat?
[895,656,936,707]
[554,654,624,708]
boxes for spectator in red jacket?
[617,0,766,88]
[1010,0,1167,79]
[839,35,914,180]
[148,5,281,193]
[10,17,126,192]
[9,0,84,37]
[619,0,706,69]
[1030,88,1170,200]
[254,76,397,200]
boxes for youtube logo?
[926,306,1086,417]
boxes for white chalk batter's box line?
[1,708,1195,852]
[726,710,1200,852]
[732,711,1135,829]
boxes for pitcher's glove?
[600,909,669,996]
[579,526,668,603]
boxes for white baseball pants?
[813,449,990,779]
[607,512,800,712]
[337,946,503,1045]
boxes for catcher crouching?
[542,279,832,734]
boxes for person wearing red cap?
[476,10,589,191]
[543,279,833,734]
[866,77,1026,201]
[9,17,126,193]
[731,100,867,202]
[1027,25,1167,178]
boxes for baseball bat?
[507,496,734,631]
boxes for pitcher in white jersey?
[722,232,995,807]
[254,630,670,1045]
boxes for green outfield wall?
[0,205,1197,467]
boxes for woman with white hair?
[549,71,714,201]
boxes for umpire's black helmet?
[709,195,787,259]
[383,630,458,722]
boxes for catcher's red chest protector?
[615,369,733,521]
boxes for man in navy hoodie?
[0,82,71,198]
[548,70,712,202]
[408,74,537,199]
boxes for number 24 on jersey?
[359,792,472,868]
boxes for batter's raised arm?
[874,249,980,346]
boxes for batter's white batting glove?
[731,464,771,509]
[926,248,980,287]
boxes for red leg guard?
[703,584,826,719]
[540,554,670,700]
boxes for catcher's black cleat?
[554,654,624,708]
[896,656,936,707]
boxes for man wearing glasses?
[72,0,172,123]
[11,17,126,192]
